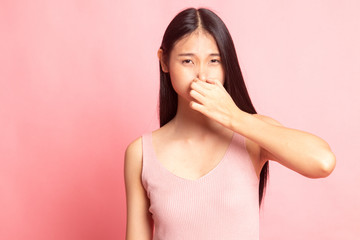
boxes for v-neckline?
[149,132,235,182]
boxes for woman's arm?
[189,78,336,178]
[124,138,153,240]
[232,112,336,178]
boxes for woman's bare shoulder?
[126,136,142,155]
[124,136,143,171]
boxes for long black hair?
[158,7,268,206]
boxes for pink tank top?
[141,132,259,240]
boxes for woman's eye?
[210,59,221,63]
[182,59,193,64]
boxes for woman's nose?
[197,69,207,81]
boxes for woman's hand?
[189,78,243,128]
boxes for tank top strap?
[141,132,153,163]
[228,132,259,186]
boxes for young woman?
[124,7,336,240]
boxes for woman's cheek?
[170,68,196,99]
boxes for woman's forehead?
[171,30,219,55]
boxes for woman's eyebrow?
[177,53,220,56]
[178,53,195,56]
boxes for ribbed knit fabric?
[141,132,259,240]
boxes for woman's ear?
[157,49,169,73]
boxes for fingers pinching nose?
[206,78,216,84]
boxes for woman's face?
[162,30,225,102]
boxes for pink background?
[1,0,359,239]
